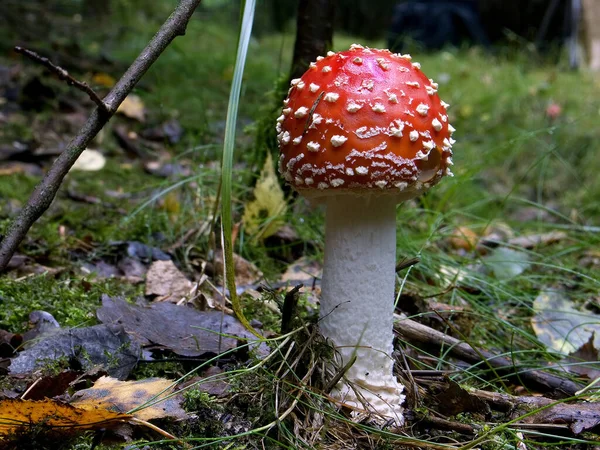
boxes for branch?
[14,46,108,112]
[394,313,584,396]
[0,0,203,272]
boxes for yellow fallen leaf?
[71,376,187,422]
[92,72,116,88]
[117,94,146,122]
[0,398,129,436]
[242,153,287,240]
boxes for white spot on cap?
[423,140,435,151]
[395,181,408,190]
[322,66,332,73]
[446,156,454,166]
[375,180,388,188]
[295,106,309,118]
[389,119,404,137]
[445,167,454,177]
[441,115,447,122]
[309,113,323,128]
[429,79,439,89]
[400,54,412,61]
[305,177,314,185]
[331,178,345,187]
[386,92,398,103]
[416,103,429,116]
[376,58,390,70]
[345,167,354,176]
[294,176,303,185]
[282,108,292,116]
[355,166,368,175]
[307,141,320,152]
[331,135,348,147]
[318,182,328,189]
[292,136,302,145]
[353,57,363,65]
[347,101,363,113]
[350,43,364,50]
[276,123,282,134]
[441,100,450,109]
[309,83,320,93]
[327,51,335,56]
[412,62,421,69]
[279,131,290,145]
[324,92,339,102]
[290,78,301,86]
[398,66,409,73]
[405,81,420,88]
[276,114,285,123]
[361,79,374,91]
[415,150,428,160]
[309,62,317,69]
[425,85,437,95]
[409,130,419,141]
[372,103,386,113]
[297,81,305,90]
[432,118,442,131]
[448,124,456,135]
[316,56,324,61]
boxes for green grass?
[1,2,599,449]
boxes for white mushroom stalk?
[320,194,404,422]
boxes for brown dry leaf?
[508,231,567,249]
[448,226,479,251]
[71,376,187,422]
[213,250,263,286]
[117,94,146,122]
[280,257,322,283]
[565,334,600,380]
[145,260,193,302]
[0,398,130,436]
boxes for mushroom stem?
[320,195,405,423]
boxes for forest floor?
[0,3,599,449]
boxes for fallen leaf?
[92,72,116,88]
[213,250,263,287]
[97,295,264,357]
[483,247,530,280]
[507,231,567,249]
[71,376,187,421]
[10,324,140,379]
[21,371,80,400]
[531,290,600,354]
[448,226,479,251]
[242,153,287,240]
[280,257,322,283]
[70,149,106,171]
[140,119,183,144]
[0,398,130,436]
[565,334,600,380]
[117,94,145,122]
[145,260,193,302]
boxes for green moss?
[0,275,141,332]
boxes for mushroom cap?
[277,44,455,200]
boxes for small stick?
[14,46,108,112]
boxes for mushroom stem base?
[320,195,405,424]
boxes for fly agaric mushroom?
[277,44,455,424]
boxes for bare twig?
[0,0,202,272]
[394,313,584,396]
[14,46,108,111]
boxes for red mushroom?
[277,44,455,424]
